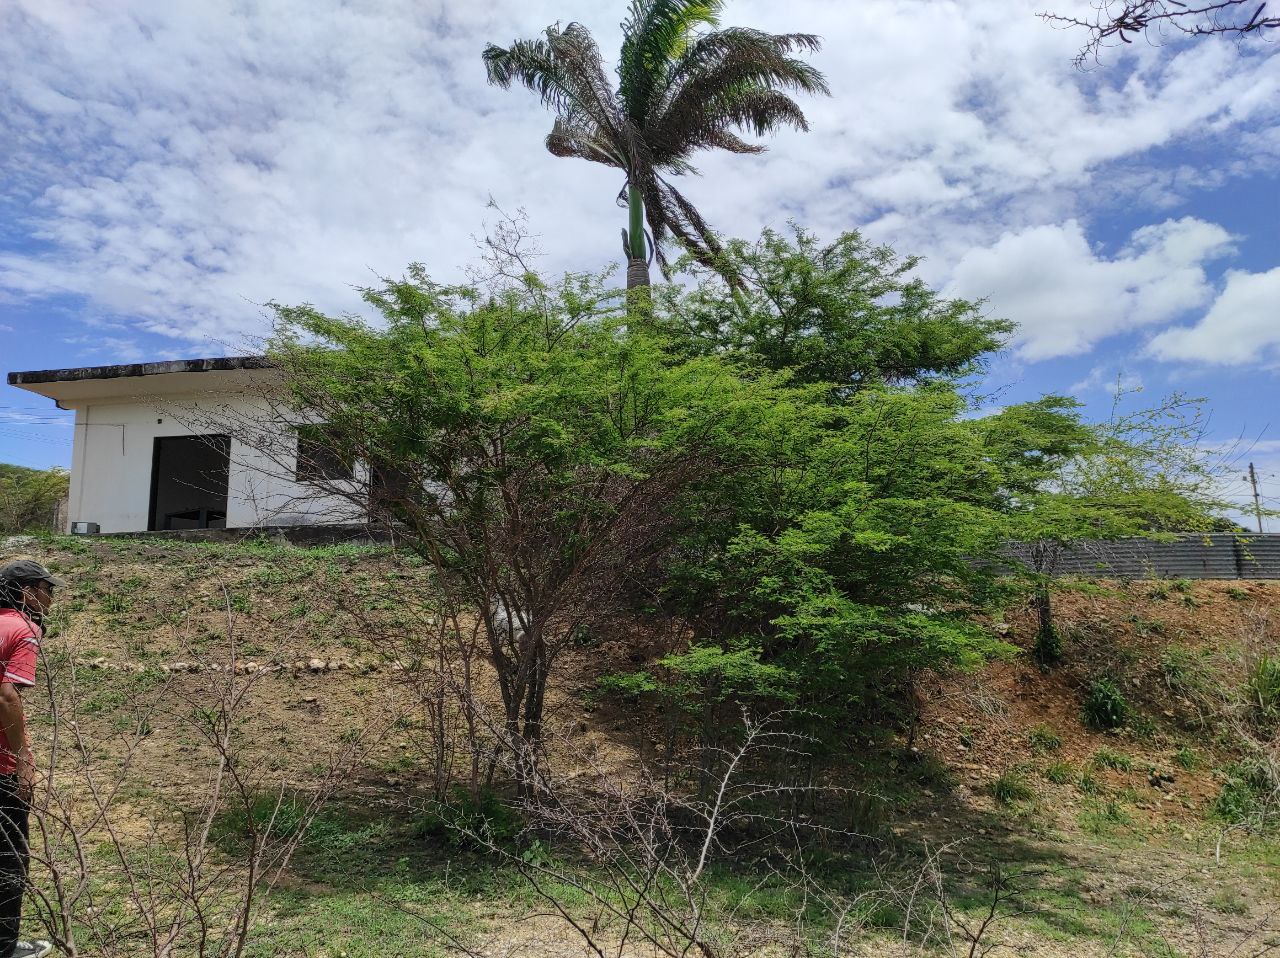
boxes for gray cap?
[0,559,66,588]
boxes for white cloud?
[0,0,1275,352]
[1068,366,1144,396]
[1146,267,1280,365]
[945,218,1233,360]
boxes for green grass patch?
[1091,748,1135,773]
[1028,724,1062,755]
[1082,678,1130,731]
[993,771,1034,805]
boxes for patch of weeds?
[1147,582,1171,600]
[1159,647,1212,696]
[1173,747,1199,771]
[1079,797,1132,835]
[1092,748,1134,773]
[413,787,522,850]
[1028,724,1062,755]
[1214,758,1279,831]
[1043,760,1075,785]
[380,755,416,775]
[1227,586,1250,601]
[1083,678,1130,730]
[993,770,1034,805]
[1127,614,1165,637]
[78,670,167,715]
[900,751,957,792]
[1077,770,1104,796]
[1208,887,1249,916]
[1127,712,1159,741]
[1243,654,1280,728]
[99,592,133,615]
[228,592,253,614]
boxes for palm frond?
[619,0,724,121]
[545,117,626,167]
[650,28,827,116]
[640,176,737,284]
[484,24,622,140]
[544,23,624,138]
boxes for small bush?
[1082,678,1130,730]
[1028,724,1062,755]
[1174,747,1199,771]
[993,771,1034,805]
[1213,758,1279,830]
[1226,587,1249,602]
[1077,770,1103,795]
[1091,748,1134,773]
[1243,655,1280,727]
[1033,625,1062,668]
[1043,760,1075,785]
[595,670,661,703]
[414,787,522,849]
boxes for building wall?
[68,390,358,533]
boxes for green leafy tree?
[0,464,68,534]
[999,388,1234,664]
[483,1,827,289]
[662,225,1012,389]
[264,264,818,790]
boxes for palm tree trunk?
[625,184,650,290]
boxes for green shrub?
[1226,587,1249,602]
[1243,655,1280,727]
[1082,678,1130,730]
[1028,724,1062,755]
[993,771,1034,805]
[1091,748,1134,772]
[1174,747,1199,771]
[1077,770,1103,795]
[595,670,661,703]
[1033,623,1062,668]
[414,787,522,849]
[1213,758,1279,830]
[1043,760,1075,785]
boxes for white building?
[7,357,355,534]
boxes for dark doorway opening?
[148,435,231,531]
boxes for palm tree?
[483,1,828,289]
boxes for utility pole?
[1248,462,1265,533]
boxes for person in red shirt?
[0,560,59,958]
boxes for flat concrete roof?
[7,356,271,387]
[7,356,278,405]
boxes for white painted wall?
[66,388,358,533]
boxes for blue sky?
[1,1,1278,517]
